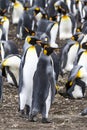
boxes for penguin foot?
[19,110,26,118]
[42,118,51,123]
[80,108,87,116]
[29,115,37,122]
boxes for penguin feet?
[42,118,51,123]
[80,108,87,116]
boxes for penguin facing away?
[19,36,42,117]
[2,54,21,87]
[30,45,56,123]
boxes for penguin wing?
[68,65,82,82]
[60,41,74,69]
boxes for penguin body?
[2,54,21,87]
[30,51,56,123]
[36,19,58,47]
[17,8,35,39]
[19,36,42,117]
[0,40,19,60]
[66,65,87,99]
[33,0,46,8]
[12,0,24,24]
[59,14,75,40]
[0,23,6,41]
[59,40,79,74]
[1,16,9,41]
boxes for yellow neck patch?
[83,51,87,55]
[62,15,70,20]
[28,46,35,52]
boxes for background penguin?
[54,0,76,39]
[0,0,10,12]
[0,17,6,41]
[59,39,79,75]
[16,7,35,39]
[11,0,24,24]
[0,40,19,60]
[36,19,58,48]
[2,54,21,87]
[19,36,42,117]
[0,16,9,41]
[65,65,87,99]
[30,45,56,123]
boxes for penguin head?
[54,1,69,15]
[34,7,47,20]
[81,42,87,49]
[71,32,82,41]
[43,45,58,56]
[25,35,42,46]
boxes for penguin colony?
[0,0,87,123]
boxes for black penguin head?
[43,45,58,56]
[65,80,74,91]
[54,1,69,15]
[81,42,87,49]
[10,0,16,3]
[71,32,82,41]
[25,36,42,46]
[34,7,47,19]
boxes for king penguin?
[65,65,87,99]
[2,54,21,87]
[11,0,24,24]
[30,45,56,123]
[0,17,6,41]
[59,37,80,75]
[19,35,42,117]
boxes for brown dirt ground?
[0,13,87,130]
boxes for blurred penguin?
[0,40,19,60]
[0,68,3,102]
[0,17,6,41]
[30,45,56,123]
[11,0,24,24]
[36,19,58,48]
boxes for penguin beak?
[36,40,42,45]
[2,59,8,67]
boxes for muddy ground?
[0,13,87,130]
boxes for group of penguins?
[0,0,87,123]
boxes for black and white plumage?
[30,47,56,123]
[2,54,21,87]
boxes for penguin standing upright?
[30,45,56,123]
[59,38,79,75]
[19,36,42,117]
[11,0,24,24]
[0,17,6,40]
[36,19,58,47]
[54,0,76,39]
